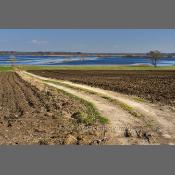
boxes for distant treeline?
[0,51,175,57]
[0,51,84,56]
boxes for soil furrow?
[29,70,175,106]
[0,72,105,145]
[23,71,175,144]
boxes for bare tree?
[147,50,162,67]
[9,55,16,68]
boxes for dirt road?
[29,70,175,106]
[21,71,175,144]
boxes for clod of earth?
[0,72,105,145]
[124,128,132,137]
[17,71,175,145]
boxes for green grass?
[0,65,175,71]
[118,102,143,118]
[44,80,108,125]
[43,80,108,124]
[19,65,175,71]
[101,96,144,118]
[45,79,144,119]
[24,77,108,124]
[54,87,108,125]
[0,66,12,72]
[132,96,146,103]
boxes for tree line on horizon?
[6,50,167,67]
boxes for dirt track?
[0,72,105,145]
[29,70,175,106]
[22,71,175,145]
[2,71,175,145]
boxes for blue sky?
[0,29,175,53]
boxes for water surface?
[0,55,175,66]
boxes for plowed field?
[0,72,104,145]
[29,70,175,106]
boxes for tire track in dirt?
[56,80,175,143]
[29,70,175,107]
[24,71,175,144]
[54,80,175,144]
[21,71,170,145]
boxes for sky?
[0,29,175,53]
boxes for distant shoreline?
[0,51,175,58]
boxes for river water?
[0,55,175,66]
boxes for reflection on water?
[0,55,175,66]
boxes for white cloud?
[31,39,48,45]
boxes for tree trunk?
[154,59,157,67]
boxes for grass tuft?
[53,87,108,125]
[45,79,144,119]
[102,96,143,118]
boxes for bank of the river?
[1,65,175,71]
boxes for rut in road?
[20,71,175,144]
[47,78,175,144]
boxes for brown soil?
[23,71,175,145]
[29,70,175,106]
[0,72,105,145]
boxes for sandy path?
[54,79,175,142]
[20,71,175,144]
